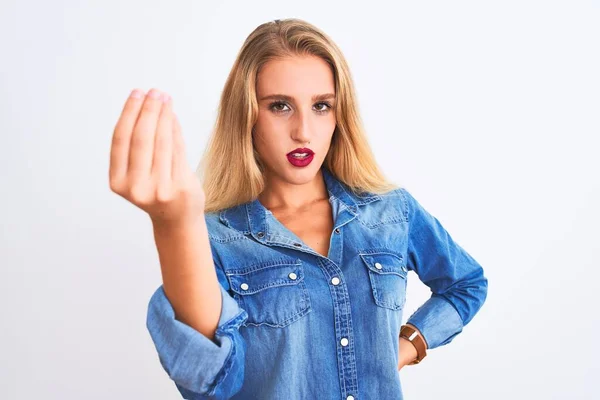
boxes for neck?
[258,169,329,212]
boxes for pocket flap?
[359,251,407,278]
[227,260,304,296]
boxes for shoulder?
[385,187,419,217]
[354,187,410,227]
[203,210,247,243]
[361,186,428,225]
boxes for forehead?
[256,55,335,98]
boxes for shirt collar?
[219,165,382,235]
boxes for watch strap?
[400,324,427,365]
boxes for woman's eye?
[314,102,332,113]
[268,101,332,114]
[269,102,290,113]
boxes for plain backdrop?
[1,1,598,399]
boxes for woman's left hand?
[397,336,419,370]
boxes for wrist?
[398,336,418,367]
[399,324,428,365]
[151,212,205,234]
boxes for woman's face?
[253,54,336,185]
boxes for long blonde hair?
[198,18,400,213]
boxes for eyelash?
[268,101,333,115]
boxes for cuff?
[406,295,464,349]
[146,284,247,395]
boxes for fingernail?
[148,89,162,99]
[161,93,171,103]
[130,89,144,99]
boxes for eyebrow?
[258,93,336,102]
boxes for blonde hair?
[198,18,400,213]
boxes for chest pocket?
[359,250,408,311]
[226,257,311,328]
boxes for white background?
[1,1,598,399]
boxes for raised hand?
[109,88,205,227]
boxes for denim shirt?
[146,166,488,400]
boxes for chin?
[280,162,320,183]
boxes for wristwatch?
[400,324,428,365]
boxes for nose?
[290,109,312,145]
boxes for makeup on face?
[286,147,314,167]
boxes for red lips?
[286,148,315,167]
[287,148,314,156]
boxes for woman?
[109,18,488,400]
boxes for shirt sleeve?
[146,262,248,399]
[399,187,488,350]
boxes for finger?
[128,88,165,178]
[171,113,187,181]
[110,88,145,184]
[151,94,173,185]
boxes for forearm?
[152,215,222,342]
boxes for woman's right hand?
[109,88,206,227]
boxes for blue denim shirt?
[146,166,488,399]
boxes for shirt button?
[402,265,407,272]
[257,231,264,238]
[340,337,349,346]
[293,242,302,247]
[288,272,297,280]
[347,396,355,400]
[331,277,340,285]
[374,262,382,270]
[334,228,340,234]
[240,283,249,291]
